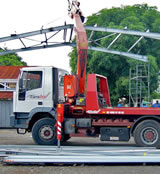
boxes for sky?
[0,0,160,72]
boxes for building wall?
[0,100,13,128]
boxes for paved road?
[1,145,160,164]
[0,129,160,174]
[0,129,136,146]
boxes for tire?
[32,118,57,145]
[134,119,160,147]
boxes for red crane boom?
[74,13,88,95]
[64,0,88,99]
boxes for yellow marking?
[127,126,131,128]
[58,104,61,108]
[79,98,84,102]
[80,43,88,47]
[144,153,147,156]
[74,107,83,110]
[102,111,105,114]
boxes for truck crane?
[57,0,160,148]
[7,0,160,147]
[65,0,88,97]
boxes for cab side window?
[21,71,42,91]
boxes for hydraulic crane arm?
[69,0,88,96]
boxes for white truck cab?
[11,66,68,145]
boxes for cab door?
[15,70,44,113]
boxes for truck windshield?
[20,71,42,91]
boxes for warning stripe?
[57,131,61,135]
[57,121,62,138]
[57,121,61,126]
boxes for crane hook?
[67,0,72,13]
[68,0,85,22]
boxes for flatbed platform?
[89,107,160,115]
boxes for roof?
[0,66,24,79]
[0,66,25,100]
[0,92,13,100]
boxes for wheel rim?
[140,127,158,145]
[39,125,55,142]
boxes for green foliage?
[69,4,160,105]
[148,55,159,92]
[150,91,160,100]
[0,49,27,66]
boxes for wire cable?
[41,14,68,29]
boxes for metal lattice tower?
[129,64,150,107]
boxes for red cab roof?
[0,66,25,100]
[0,66,24,79]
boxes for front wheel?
[32,118,57,145]
[134,120,160,147]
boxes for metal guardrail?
[1,145,160,164]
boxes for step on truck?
[11,0,160,147]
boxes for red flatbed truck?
[57,1,160,147]
[11,1,160,147]
[58,71,160,147]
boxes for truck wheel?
[32,118,57,145]
[134,120,160,147]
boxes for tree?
[0,48,27,66]
[69,4,160,105]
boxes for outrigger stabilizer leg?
[56,104,64,150]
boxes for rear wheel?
[134,120,160,147]
[32,118,57,145]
